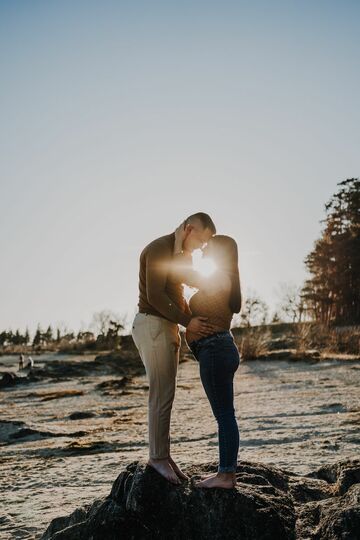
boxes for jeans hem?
[218,465,237,473]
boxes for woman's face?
[202,239,227,269]
[195,242,218,277]
[201,243,212,259]
[183,224,213,252]
[202,236,220,259]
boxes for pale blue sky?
[1,1,359,335]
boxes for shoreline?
[1,348,360,363]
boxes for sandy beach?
[1,349,359,539]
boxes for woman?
[172,232,242,489]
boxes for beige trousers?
[131,312,181,459]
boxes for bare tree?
[275,282,306,323]
[233,289,269,327]
[270,311,282,324]
[90,310,125,337]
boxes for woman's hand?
[174,221,186,254]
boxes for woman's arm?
[229,269,242,313]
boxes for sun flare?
[192,249,217,277]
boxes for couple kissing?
[132,212,242,489]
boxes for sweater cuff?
[179,312,192,328]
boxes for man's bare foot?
[195,472,236,489]
[168,456,189,481]
[147,458,180,485]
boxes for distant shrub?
[327,326,360,354]
[236,328,271,361]
[293,323,314,353]
[293,323,360,355]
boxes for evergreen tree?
[24,328,30,345]
[302,178,360,324]
[14,329,22,345]
[32,325,42,346]
[44,325,53,343]
[0,331,7,346]
[56,328,61,342]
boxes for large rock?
[0,419,88,444]
[0,354,145,389]
[0,372,20,388]
[40,459,360,540]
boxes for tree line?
[236,178,359,328]
[2,179,358,352]
[0,310,125,350]
[301,178,359,325]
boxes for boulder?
[68,411,97,420]
[39,458,360,540]
[0,372,19,388]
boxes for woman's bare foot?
[195,472,217,481]
[195,472,236,489]
[147,458,180,485]
[168,456,189,481]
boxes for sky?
[1,0,359,336]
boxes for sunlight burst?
[192,249,217,277]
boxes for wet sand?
[1,352,359,539]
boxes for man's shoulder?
[141,233,175,257]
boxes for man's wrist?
[181,313,192,327]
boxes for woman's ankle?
[217,471,236,480]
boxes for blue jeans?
[189,331,240,473]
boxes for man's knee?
[149,387,176,411]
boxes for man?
[132,212,216,484]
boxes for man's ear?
[184,223,193,235]
[183,223,192,242]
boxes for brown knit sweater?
[137,233,192,327]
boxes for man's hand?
[187,316,216,337]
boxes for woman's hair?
[207,235,241,313]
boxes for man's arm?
[146,242,192,327]
[170,252,203,289]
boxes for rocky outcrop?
[0,369,49,388]
[0,419,87,444]
[40,458,360,540]
[0,372,22,388]
[0,353,145,391]
[0,369,44,388]
[95,376,132,395]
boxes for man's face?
[183,224,213,253]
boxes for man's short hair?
[185,212,216,234]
